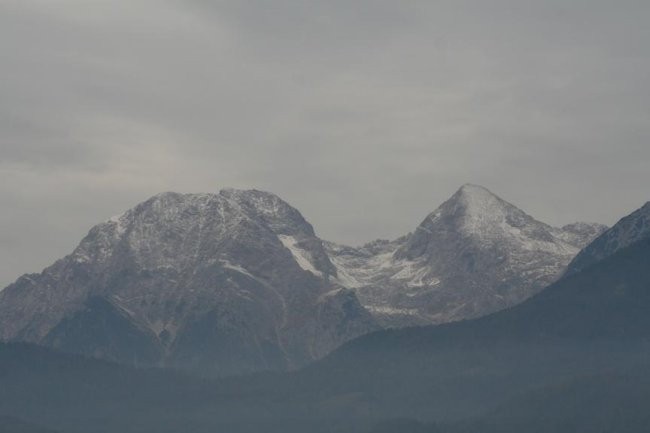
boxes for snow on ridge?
[326,246,398,288]
[278,235,323,277]
[220,259,257,280]
[367,305,419,317]
[318,288,345,302]
[107,213,128,236]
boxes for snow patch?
[278,235,323,277]
[220,260,257,280]
[367,305,419,316]
[318,288,344,302]
[108,213,127,236]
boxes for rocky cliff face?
[326,185,606,326]
[0,185,608,373]
[0,190,378,376]
[557,222,609,250]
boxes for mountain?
[326,184,606,326]
[1,204,649,433]
[0,189,377,376]
[0,184,606,375]
[566,201,650,275]
[298,206,650,424]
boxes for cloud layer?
[2,0,650,287]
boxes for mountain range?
[326,184,606,326]
[0,184,606,376]
[0,197,648,433]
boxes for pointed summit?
[456,182,498,197]
[378,184,590,322]
[450,183,502,207]
[401,184,560,258]
[437,184,527,231]
[441,184,508,220]
[323,184,605,327]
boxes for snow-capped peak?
[455,183,501,205]
[442,184,529,231]
[0,188,377,376]
[325,184,604,327]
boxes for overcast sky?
[1,0,650,287]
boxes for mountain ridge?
[566,201,650,275]
[326,184,606,326]
[0,184,607,375]
[1,219,649,433]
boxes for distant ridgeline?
[1,199,650,432]
[0,185,606,378]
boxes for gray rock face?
[557,222,608,250]
[0,190,377,376]
[326,185,606,326]
[0,185,608,373]
[566,202,650,276]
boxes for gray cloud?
[1,0,650,287]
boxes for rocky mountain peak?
[70,189,333,274]
[452,183,505,209]
[437,185,545,238]
[432,184,509,223]
[326,184,604,327]
[398,185,568,262]
[0,189,375,376]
